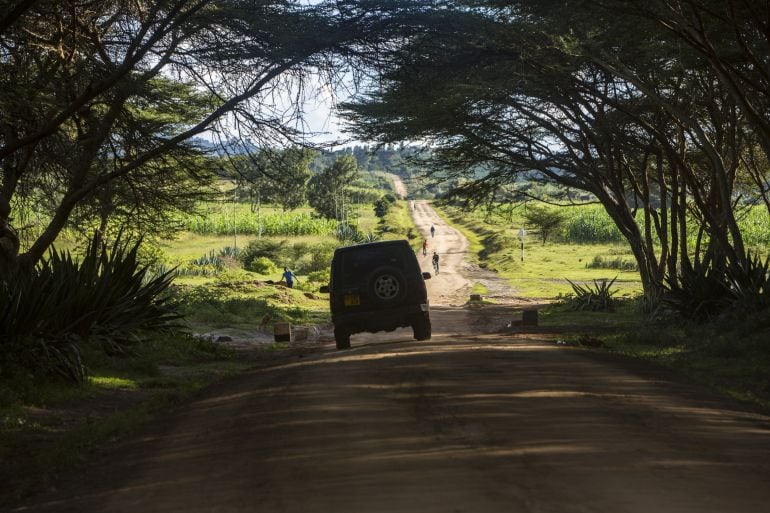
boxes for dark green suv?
[322,240,431,349]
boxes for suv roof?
[332,239,411,253]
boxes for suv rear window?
[340,246,405,285]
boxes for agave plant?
[359,232,381,244]
[218,246,240,258]
[662,260,732,321]
[335,222,364,243]
[0,233,180,383]
[565,277,618,312]
[724,252,770,314]
[192,250,224,269]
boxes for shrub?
[176,248,240,277]
[307,269,330,284]
[725,253,770,314]
[586,255,638,271]
[175,263,221,277]
[295,243,336,274]
[239,239,288,270]
[193,250,225,270]
[237,239,336,276]
[218,246,240,259]
[333,223,381,245]
[374,197,392,218]
[248,256,279,275]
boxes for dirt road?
[412,199,520,305]
[13,204,770,513]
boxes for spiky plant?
[565,277,618,312]
[0,233,179,383]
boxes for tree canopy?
[0,0,435,276]
[308,154,361,220]
[342,0,770,304]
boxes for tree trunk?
[0,216,20,279]
[257,193,262,240]
[597,189,665,299]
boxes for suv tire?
[412,315,431,341]
[334,325,351,350]
[367,266,406,305]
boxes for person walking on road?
[432,251,440,274]
[430,224,435,238]
[281,267,298,288]
[422,239,428,256]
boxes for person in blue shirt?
[281,267,298,288]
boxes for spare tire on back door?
[366,265,406,305]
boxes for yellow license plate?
[344,294,361,306]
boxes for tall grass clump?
[586,255,638,271]
[0,234,179,384]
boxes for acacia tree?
[593,0,770,168]
[0,0,431,277]
[521,205,566,245]
[235,147,316,213]
[343,1,767,299]
[308,155,360,221]
[224,147,315,238]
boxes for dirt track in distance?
[12,201,770,513]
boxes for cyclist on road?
[430,224,435,238]
[432,251,440,274]
[422,239,428,256]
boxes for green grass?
[172,271,330,331]
[538,300,644,330]
[539,301,770,411]
[471,282,490,295]
[378,200,420,241]
[89,376,139,389]
[603,323,770,410]
[0,333,252,507]
[433,204,643,298]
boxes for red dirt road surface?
[12,202,770,513]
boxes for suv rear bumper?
[333,303,429,334]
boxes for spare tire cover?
[367,266,406,303]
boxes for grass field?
[537,300,770,411]
[433,204,644,298]
[0,334,253,506]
